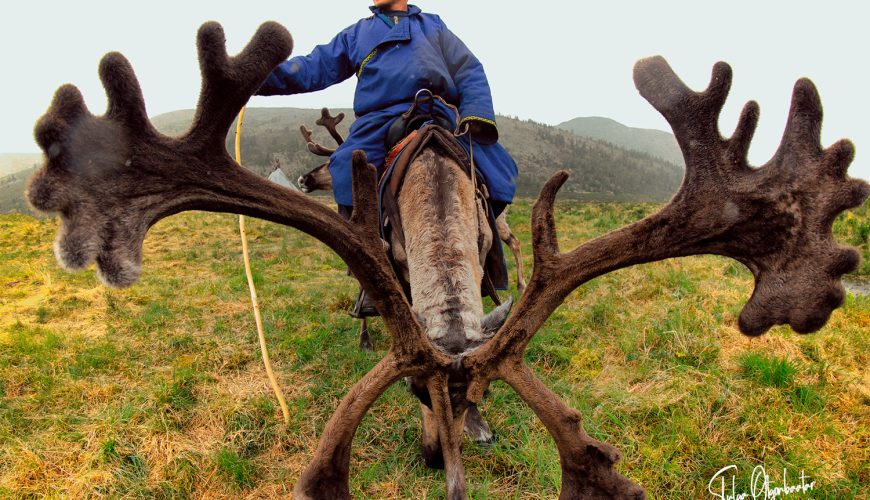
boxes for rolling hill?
[0,153,41,178]
[152,107,684,201]
[1,109,685,215]
[557,116,684,167]
[0,167,37,216]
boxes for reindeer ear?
[482,296,513,335]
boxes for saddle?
[385,111,454,153]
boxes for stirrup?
[350,289,379,318]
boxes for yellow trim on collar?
[460,116,497,128]
[357,49,378,77]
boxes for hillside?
[0,167,37,216]
[152,108,684,201]
[557,116,684,167]
[152,107,353,181]
[1,109,685,215]
[0,154,40,178]
[497,116,682,200]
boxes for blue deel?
[256,5,518,207]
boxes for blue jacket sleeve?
[256,29,355,96]
[439,24,499,144]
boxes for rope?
[235,106,290,425]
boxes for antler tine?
[531,170,568,263]
[316,107,345,145]
[349,150,380,238]
[634,56,731,140]
[307,142,336,156]
[188,21,293,148]
[300,124,314,143]
[777,78,823,158]
[33,85,87,151]
[32,85,90,169]
[294,352,420,498]
[501,362,646,499]
[426,374,468,500]
[99,52,151,133]
[29,88,85,213]
[727,100,760,169]
[299,124,336,156]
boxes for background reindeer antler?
[300,124,335,156]
[299,107,346,157]
[316,107,345,145]
[26,18,867,499]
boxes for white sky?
[2,1,868,180]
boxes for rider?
[256,0,518,218]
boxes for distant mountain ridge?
[0,166,37,216]
[1,109,685,215]
[0,154,41,178]
[557,116,684,167]
[0,154,42,216]
[151,107,683,201]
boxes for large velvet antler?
[27,21,453,498]
[462,56,868,498]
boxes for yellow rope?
[235,106,290,425]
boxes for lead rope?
[235,106,291,425]
[462,125,487,224]
[469,130,476,191]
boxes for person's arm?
[439,25,499,144]
[256,29,355,96]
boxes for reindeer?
[296,108,526,367]
[296,111,527,299]
[26,21,868,499]
[295,105,505,445]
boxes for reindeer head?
[296,108,345,193]
[297,161,332,193]
[26,19,867,499]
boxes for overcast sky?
[2,1,868,180]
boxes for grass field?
[1,199,868,498]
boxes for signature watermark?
[708,465,816,499]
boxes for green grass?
[214,448,257,490]
[739,353,829,415]
[154,368,199,431]
[834,201,870,275]
[740,353,798,387]
[0,200,867,498]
